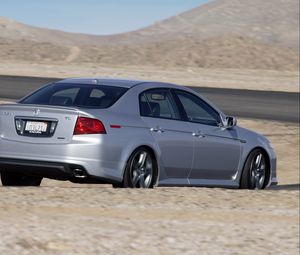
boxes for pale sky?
[0,0,210,35]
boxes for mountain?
[126,0,299,49]
[0,0,299,70]
[0,16,101,45]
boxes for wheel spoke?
[137,152,147,168]
[259,174,265,189]
[255,173,261,189]
[139,174,145,188]
[132,171,140,186]
[144,174,152,187]
[255,154,262,168]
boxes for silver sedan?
[0,78,277,189]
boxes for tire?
[117,147,157,188]
[1,172,42,186]
[240,149,269,189]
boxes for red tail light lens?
[74,117,106,135]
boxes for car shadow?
[267,183,300,191]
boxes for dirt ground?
[0,115,299,255]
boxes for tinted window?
[20,83,128,109]
[175,90,221,126]
[140,89,180,120]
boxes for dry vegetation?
[0,0,299,72]
[0,35,298,71]
[76,35,299,71]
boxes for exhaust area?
[73,168,88,178]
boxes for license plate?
[25,121,48,134]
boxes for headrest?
[50,96,72,106]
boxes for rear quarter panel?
[85,109,164,184]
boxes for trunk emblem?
[33,109,40,115]
[0,111,11,116]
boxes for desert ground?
[0,97,299,255]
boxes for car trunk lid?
[0,104,82,144]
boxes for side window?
[140,89,180,120]
[175,90,221,126]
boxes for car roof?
[55,78,183,89]
[56,78,147,88]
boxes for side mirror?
[223,116,237,129]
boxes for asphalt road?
[0,75,298,123]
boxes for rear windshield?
[20,83,128,108]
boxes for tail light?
[74,117,106,135]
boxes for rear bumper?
[0,157,119,184]
[0,135,125,182]
[0,157,78,180]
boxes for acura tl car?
[0,78,277,189]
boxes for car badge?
[33,109,40,115]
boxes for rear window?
[20,83,128,108]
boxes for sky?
[0,0,210,35]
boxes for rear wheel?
[1,172,42,186]
[240,149,269,189]
[116,147,157,188]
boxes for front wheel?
[1,172,42,186]
[240,149,269,189]
[117,147,157,188]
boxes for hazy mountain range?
[0,0,299,70]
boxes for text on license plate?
[25,121,48,134]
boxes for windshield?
[20,83,128,108]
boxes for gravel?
[0,184,299,255]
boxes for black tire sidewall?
[123,147,156,188]
[240,149,268,189]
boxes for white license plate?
[25,121,48,134]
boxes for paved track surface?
[0,75,298,123]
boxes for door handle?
[150,127,165,133]
[192,132,205,138]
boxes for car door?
[173,89,241,184]
[139,88,193,184]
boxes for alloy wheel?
[129,150,153,188]
[250,153,266,189]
